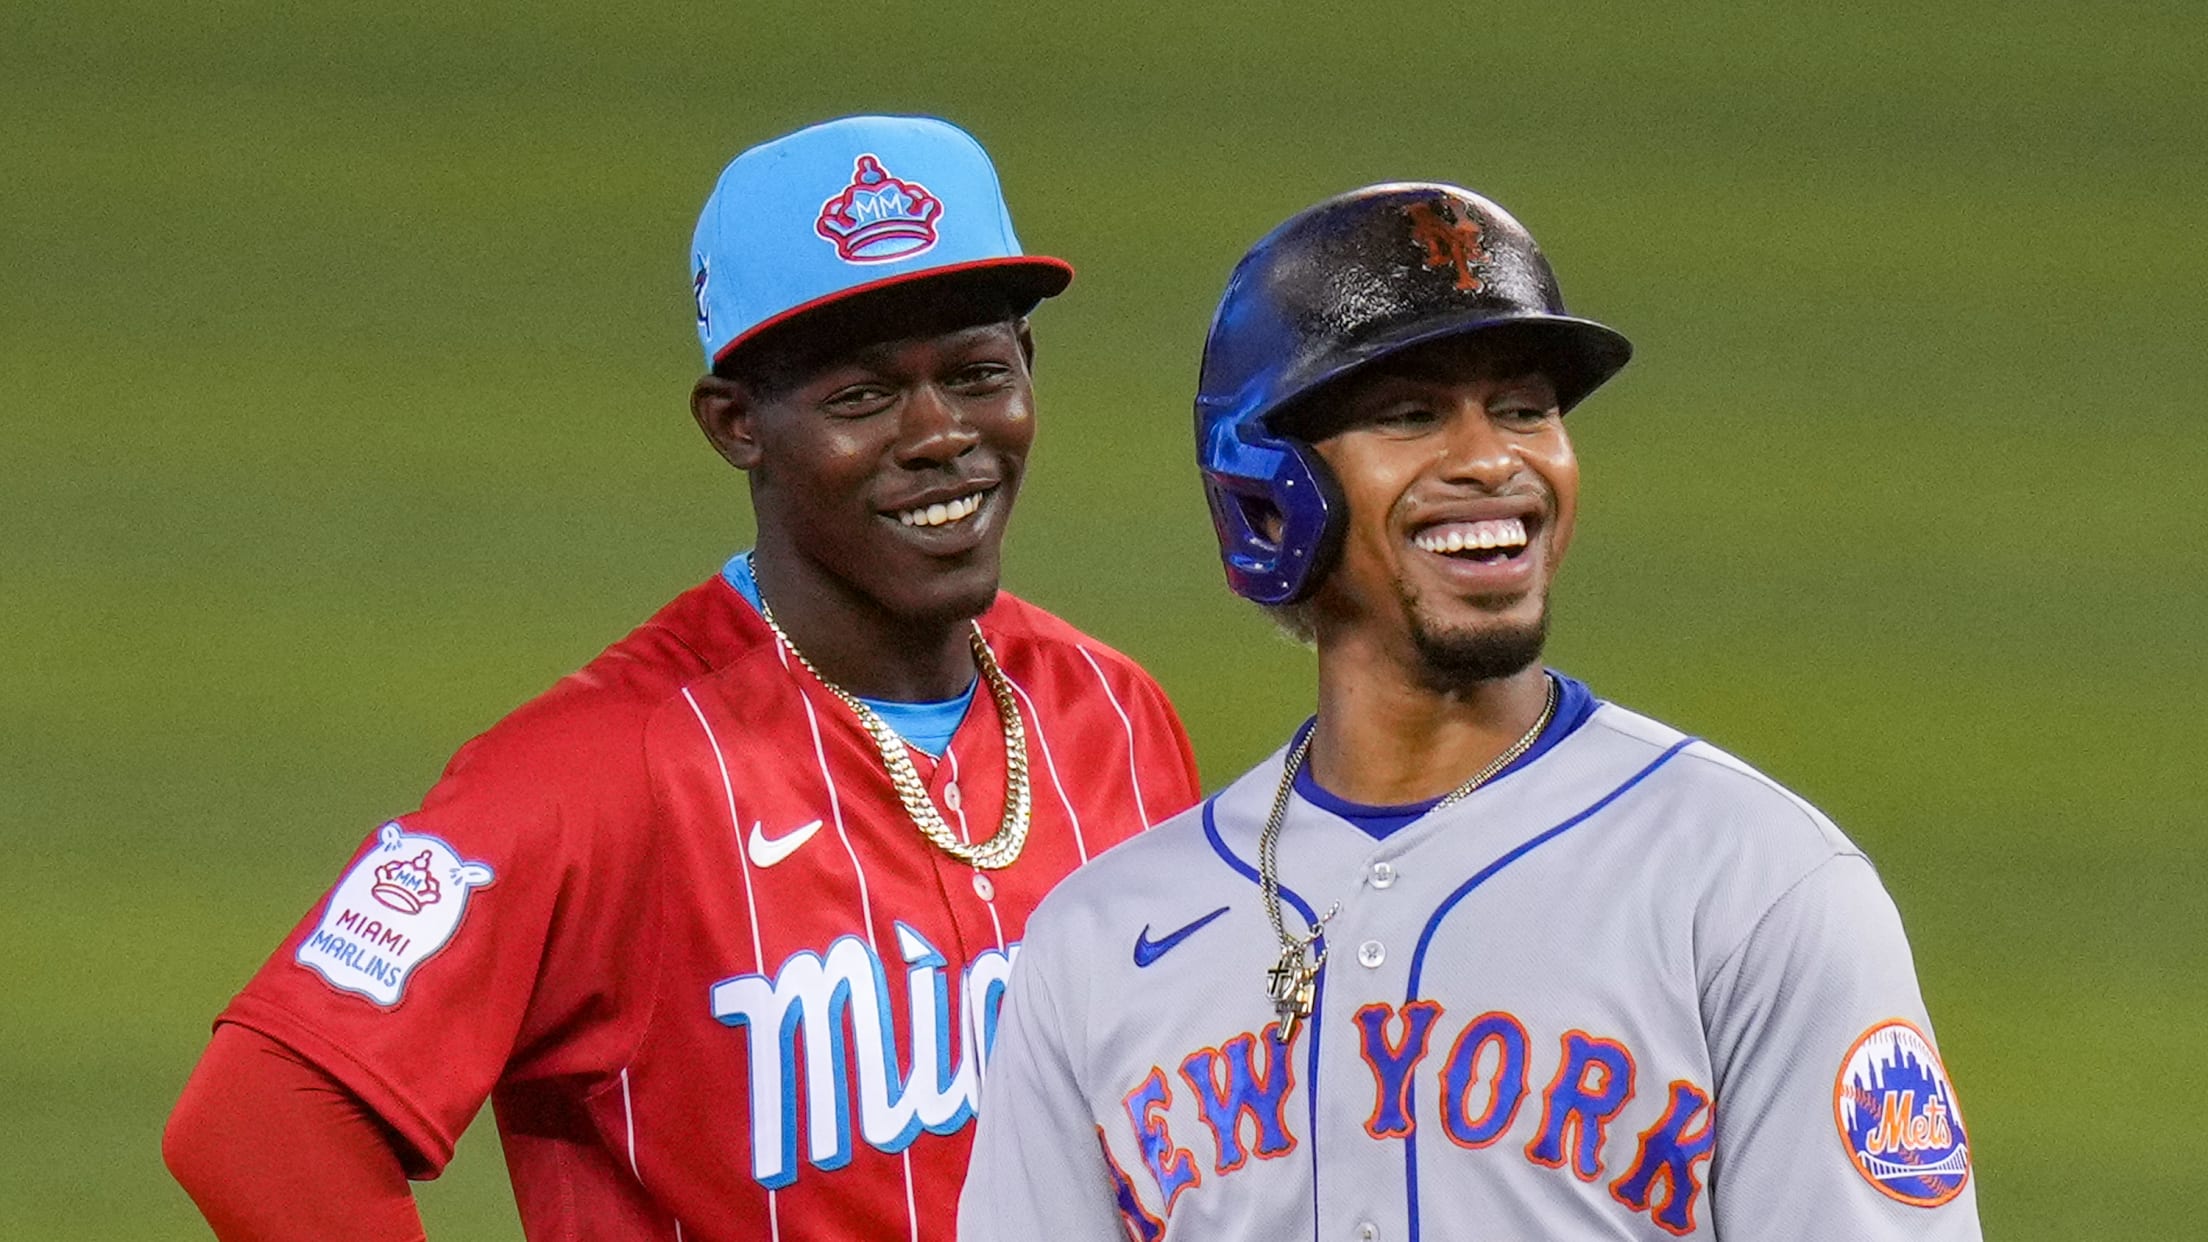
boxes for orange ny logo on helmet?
[1405,200,1489,292]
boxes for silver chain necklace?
[1259,676,1558,1043]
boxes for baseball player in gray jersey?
[959,184,1981,1241]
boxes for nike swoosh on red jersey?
[747,819,824,868]
[1133,906,1232,968]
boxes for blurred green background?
[5,1,2201,1236]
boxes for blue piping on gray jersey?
[1400,735,1697,1242]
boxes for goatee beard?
[1409,602,1549,695]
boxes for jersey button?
[971,873,995,901]
[1357,940,1385,969]
[944,782,963,812]
[1369,861,1397,889]
[1355,1222,1380,1241]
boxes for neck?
[749,541,977,701]
[1307,625,1551,805]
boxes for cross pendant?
[1267,945,1318,1045]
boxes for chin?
[1408,605,1549,692]
[894,560,1003,627]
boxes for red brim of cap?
[711,256,1076,367]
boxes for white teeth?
[1414,517,1528,554]
[898,490,987,528]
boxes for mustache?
[1389,482,1553,525]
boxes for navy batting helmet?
[1195,183,1632,605]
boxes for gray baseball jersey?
[960,678,1980,1241]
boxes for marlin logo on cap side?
[816,155,943,263]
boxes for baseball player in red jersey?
[164,115,1202,1241]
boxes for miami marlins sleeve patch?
[1831,1019,1971,1207]
[294,822,495,1006]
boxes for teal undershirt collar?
[722,552,976,757]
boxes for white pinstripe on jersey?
[1077,645,1155,829]
[1002,671,1087,863]
[681,685,783,1242]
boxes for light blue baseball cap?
[690,115,1074,369]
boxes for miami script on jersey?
[961,683,1978,1242]
[219,574,1200,1242]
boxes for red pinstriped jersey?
[218,575,1202,1242]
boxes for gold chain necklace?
[1259,675,1558,1043]
[754,583,1032,871]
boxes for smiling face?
[1295,336,1580,691]
[692,282,1036,632]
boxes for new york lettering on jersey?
[971,694,1976,1241]
[220,577,1201,1242]
[1109,1005,1714,1238]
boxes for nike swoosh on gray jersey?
[1133,905,1231,967]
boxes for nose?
[893,383,980,468]
[1435,398,1518,491]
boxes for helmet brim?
[1263,310,1632,439]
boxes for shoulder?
[973,594,1194,785]
[977,593,1168,693]
[430,576,771,815]
[1574,698,1898,979]
[1580,700,1859,861]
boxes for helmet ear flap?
[1269,440,1347,606]
[1198,416,1349,607]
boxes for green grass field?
[6,3,2202,1235]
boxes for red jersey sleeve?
[216,666,670,1175]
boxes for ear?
[1015,318,1036,370]
[691,374,763,471]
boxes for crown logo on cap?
[371,849,444,914]
[815,155,943,263]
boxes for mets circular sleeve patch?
[1832,1018,1971,1207]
